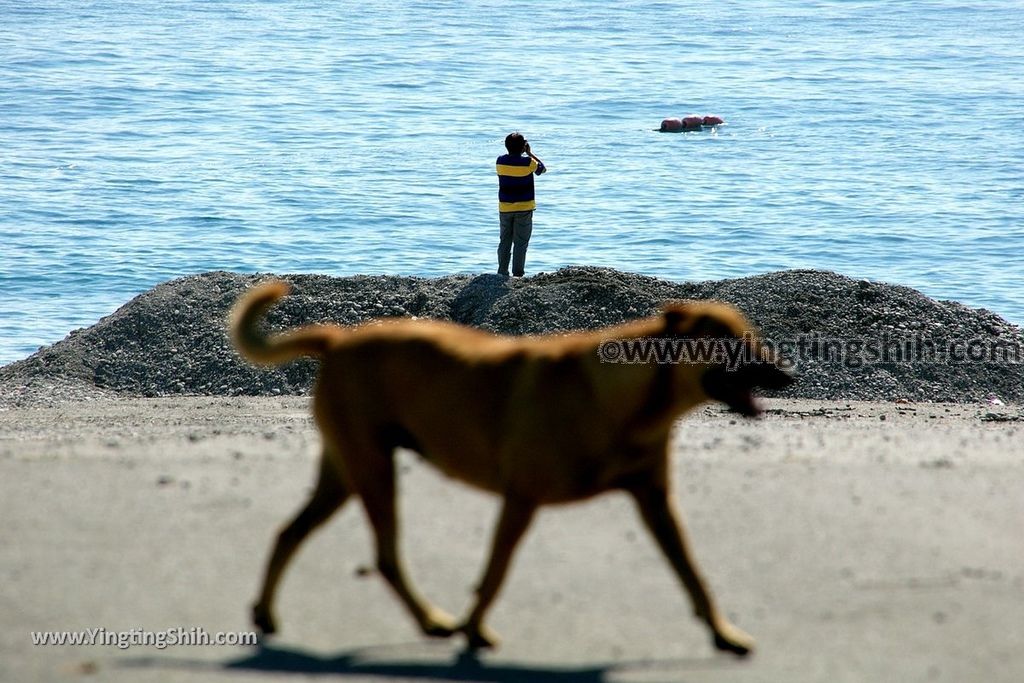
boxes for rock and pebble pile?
[2,267,1021,407]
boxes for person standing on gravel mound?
[496,132,546,277]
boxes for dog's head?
[660,301,794,417]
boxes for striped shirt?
[496,154,546,212]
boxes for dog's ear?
[661,303,692,333]
[661,302,741,339]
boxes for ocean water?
[2,1,1022,365]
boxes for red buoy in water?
[660,114,727,132]
[681,115,704,130]
[660,117,683,132]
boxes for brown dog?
[231,279,792,655]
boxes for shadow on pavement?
[122,641,734,682]
[227,644,609,681]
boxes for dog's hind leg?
[252,452,350,635]
[627,477,754,657]
[350,443,458,638]
[460,493,537,649]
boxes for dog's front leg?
[627,480,754,656]
[460,493,537,649]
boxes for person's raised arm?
[524,141,546,174]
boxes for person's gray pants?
[497,210,533,277]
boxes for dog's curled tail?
[231,279,342,366]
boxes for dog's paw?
[711,622,754,657]
[461,622,501,650]
[252,604,277,636]
[420,608,458,639]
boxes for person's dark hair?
[504,132,526,155]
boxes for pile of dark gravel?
[2,267,1021,407]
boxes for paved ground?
[1,397,1021,682]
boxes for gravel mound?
[2,267,1022,407]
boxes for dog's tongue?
[745,389,761,417]
[747,393,764,416]
[733,389,762,417]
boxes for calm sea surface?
[2,1,1022,365]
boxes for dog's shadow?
[123,641,726,682]
[227,644,607,681]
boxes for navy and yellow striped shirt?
[496,154,546,212]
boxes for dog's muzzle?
[702,362,796,417]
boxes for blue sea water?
[2,1,1022,365]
